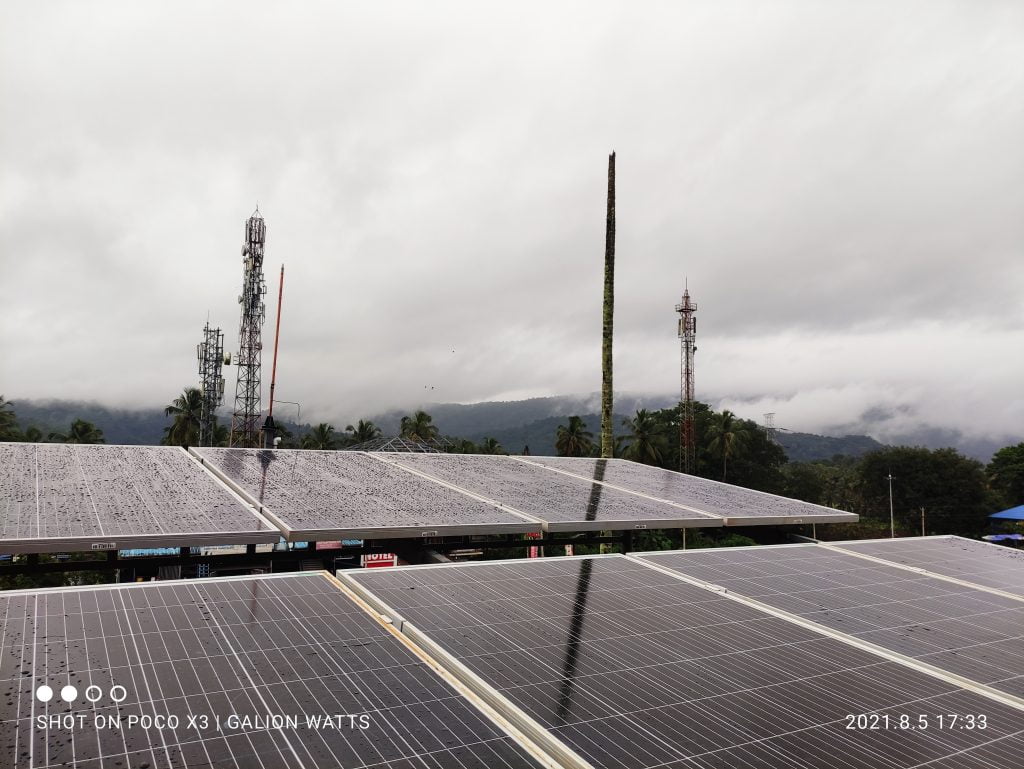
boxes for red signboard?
[361,552,397,568]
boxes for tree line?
[4,392,1021,538]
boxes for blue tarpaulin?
[990,504,1024,521]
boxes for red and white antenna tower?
[676,283,697,473]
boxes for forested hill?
[8,396,885,462]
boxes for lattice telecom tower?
[676,285,697,473]
[763,412,778,444]
[229,209,268,448]
[197,323,225,446]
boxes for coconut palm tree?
[49,419,105,444]
[600,152,616,458]
[345,419,381,445]
[22,425,43,443]
[163,387,203,447]
[706,410,751,481]
[302,423,338,450]
[211,421,230,448]
[0,395,18,440]
[478,437,505,455]
[555,416,594,457]
[621,409,664,465]
[400,411,439,442]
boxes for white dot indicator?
[61,685,78,702]
[36,685,53,703]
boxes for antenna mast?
[676,285,697,473]
[230,209,267,447]
[197,323,225,446]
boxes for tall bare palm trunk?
[601,152,616,459]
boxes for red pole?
[267,265,284,418]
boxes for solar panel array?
[832,536,1024,599]
[638,545,1024,697]
[0,573,546,769]
[346,555,1024,769]
[190,448,542,540]
[521,456,858,524]
[379,453,721,532]
[0,443,278,554]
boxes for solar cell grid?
[518,456,858,524]
[380,454,720,531]
[0,443,278,553]
[0,573,545,769]
[833,536,1024,599]
[347,556,1024,769]
[191,448,540,539]
[637,545,1024,698]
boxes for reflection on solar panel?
[191,448,541,539]
[520,456,858,524]
[0,443,278,554]
[638,545,1024,697]
[833,536,1024,599]
[0,573,546,769]
[380,454,721,532]
[345,556,1024,769]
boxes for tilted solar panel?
[519,456,858,524]
[190,448,541,540]
[379,454,721,532]
[0,443,278,554]
[637,544,1024,698]
[832,536,1024,599]
[345,555,1024,769]
[0,573,547,769]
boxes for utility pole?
[887,470,895,538]
[230,209,268,447]
[263,265,285,448]
[600,152,616,459]
[920,506,925,537]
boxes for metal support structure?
[887,470,896,538]
[230,210,268,447]
[763,412,777,444]
[263,265,285,447]
[197,323,225,446]
[675,285,697,473]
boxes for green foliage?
[48,419,105,444]
[344,419,381,445]
[478,437,505,455]
[162,387,203,447]
[0,395,18,440]
[988,443,1024,507]
[302,423,339,450]
[706,410,752,481]
[555,416,594,457]
[400,410,440,442]
[857,446,992,536]
[621,409,665,465]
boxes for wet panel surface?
[0,574,543,769]
[521,456,857,522]
[351,556,1024,769]
[192,448,539,537]
[640,545,1024,697]
[382,454,719,529]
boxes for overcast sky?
[2,0,1021,447]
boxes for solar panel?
[832,536,1024,599]
[637,545,1024,697]
[190,448,541,540]
[379,454,721,532]
[0,443,279,554]
[345,556,1024,769]
[0,573,547,769]
[520,456,859,525]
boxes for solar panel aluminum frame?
[517,456,859,525]
[378,453,724,534]
[188,447,543,541]
[0,444,282,555]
